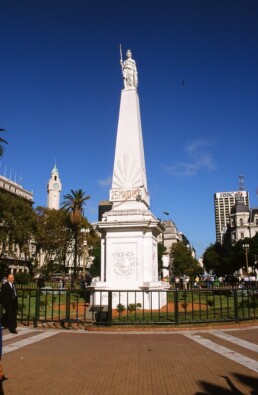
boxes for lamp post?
[243,243,250,274]
[81,228,90,279]
[253,254,258,274]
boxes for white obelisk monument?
[94,48,166,308]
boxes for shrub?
[127,303,142,313]
[15,272,32,285]
[181,302,188,310]
[116,303,125,315]
[127,303,136,313]
[207,299,214,308]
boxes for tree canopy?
[170,242,202,277]
[0,188,100,278]
[203,233,258,275]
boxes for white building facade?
[229,196,258,243]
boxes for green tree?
[203,243,222,274]
[0,129,7,158]
[203,241,235,276]
[62,189,90,276]
[0,191,36,272]
[158,242,167,275]
[203,233,258,276]
[34,206,72,273]
[230,236,258,274]
[170,242,202,277]
[84,229,101,277]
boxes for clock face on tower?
[53,182,59,189]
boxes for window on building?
[241,232,244,239]
[240,218,243,226]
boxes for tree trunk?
[73,226,78,276]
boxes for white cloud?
[98,176,112,187]
[184,139,213,154]
[165,139,216,177]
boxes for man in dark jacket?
[0,274,18,334]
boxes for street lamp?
[81,228,90,279]
[253,254,258,274]
[243,243,249,274]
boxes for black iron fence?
[18,278,258,290]
[15,287,258,328]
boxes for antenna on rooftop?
[239,175,246,191]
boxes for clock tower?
[47,164,62,210]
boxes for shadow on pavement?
[195,372,258,395]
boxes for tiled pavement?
[1,324,258,395]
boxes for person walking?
[0,274,18,334]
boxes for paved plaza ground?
[1,323,258,395]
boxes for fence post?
[34,288,40,328]
[107,291,112,326]
[66,290,71,330]
[234,289,239,322]
[174,290,179,325]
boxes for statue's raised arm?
[120,48,138,90]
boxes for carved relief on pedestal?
[112,248,136,279]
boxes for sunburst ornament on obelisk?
[94,47,166,308]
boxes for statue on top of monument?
[120,46,138,90]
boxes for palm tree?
[0,129,7,158]
[62,189,91,276]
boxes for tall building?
[98,200,112,221]
[47,164,62,209]
[161,220,182,252]
[214,190,249,243]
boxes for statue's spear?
[119,44,123,76]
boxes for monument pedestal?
[97,208,165,288]
[90,281,169,310]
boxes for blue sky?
[1,0,258,258]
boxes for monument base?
[90,281,169,310]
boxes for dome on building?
[231,199,249,214]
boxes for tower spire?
[47,163,62,209]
